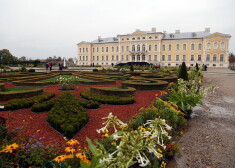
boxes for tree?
[0,49,18,65]
[229,53,235,63]
[195,63,199,72]
[178,62,188,80]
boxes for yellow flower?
[157,148,162,153]
[66,154,74,159]
[65,147,76,153]
[160,161,166,168]
[0,143,19,154]
[66,139,79,146]
[111,141,116,146]
[53,155,67,163]
[105,129,109,133]
[102,133,109,137]
[76,153,90,165]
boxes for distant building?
[77,28,231,67]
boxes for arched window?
[155,45,158,51]
[220,54,224,61]
[221,42,225,49]
[213,54,217,61]
[137,45,140,52]
[142,44,145,51]
[191,44,195,50]
[132,45,135,52]
[206,54,210,61]
[149,45,152,51]
[198,43,202,50]
[169,44,172,51]
[214,42,218,49]
[207,43,211,50]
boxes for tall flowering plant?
[56,75,80,90]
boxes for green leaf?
[80,161,90,168]
[86,137,99,155]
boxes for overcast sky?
[0,0,234,60]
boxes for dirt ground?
[167,68,235,168]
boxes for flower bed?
[0,83,4,91]
[122,79,168,90]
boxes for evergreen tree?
[178,62,188,80]
[195,63,199,72]
[130,65,134,72]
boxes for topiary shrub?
[130,65,134,72]
[20,66,27,72]
[195,63,199,72]
[93,69,98,72]
[178,62,188,81]
[28,69,36,72]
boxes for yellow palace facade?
[77,28,231,67]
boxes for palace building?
[77,28,231,67]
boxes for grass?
[40,75,91,82]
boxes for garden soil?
[167,68,235,168]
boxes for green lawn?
[41,75,92,82]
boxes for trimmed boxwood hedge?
[80,90,135,105]
[90,86,136,97]
[0,83,4,91]
[122,79,168,90]
[0,88,44,101]
[1,93,55,111]
[32,93,100,112]
[47,93,89,138]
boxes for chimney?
[163,30,167,34]
[152,27,156,32]
[136,29,141,32]
[205,28,210,32]
[175,30,180,34]
[98,36,101,42]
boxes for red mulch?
[0,81,160,147]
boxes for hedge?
[47,93,89,138]
[80,90,135,105]
[1,93,55,111]
[122,79,168,90]
[0,83,4,91]
[90,86,136,97]
[0,88,44,101]
[32,93,100,112]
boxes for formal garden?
[0,63,216,168]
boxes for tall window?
[132,55,135,61]
[80,48,81,52]
[112,55,114,61]
[176,55,179,61]
[102,47,104,52]
[102,56,104,61]
[116,55,119,61]
[183,55,186,61]
[97,47,99,52]
[221,42,225,49]
[168,55,171,61]
[137,55,140,61]
[155,45,158,51]
[154,55,157,61]
[169,44,172,51]
[183,44,186,50]
[206,54,210,61]
[137,45,140,52]
[142,45,145,51]
[116,46,119,52]
[83,56,84,61]
[162,45,165,51]
[106,47,108,52]
[93,56,95,60]
[83,48,85,52]
[132,45,135,51]
[79,56,81,60]
[142,55,145,61]
[148,55,151,61]
[122,46,124,52]
[126,46,129,51]
[214,42,218,49]
[121,55,124,61]
[207,43,211,49]
[93,48,95,52]
[126,55,129,61]
[86,56,88,61]
[213,54,217,61]
[198,43,202,50]
[112,47,114,52]
[191,55,194,61]
[162,55,165,61]
[191,44,195,50]
[106,55,108,61]
[86,48,88,52]
[97,56,99,61]
[198,55,202,61]
[149,45,152,51]
[176,44,180,50]
[220,54,224,61]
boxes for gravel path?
[167,68,235,168]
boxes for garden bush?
[2,93,55,111]
[90,86,136,97]
[93,68,98,72]
[80,90,135,105]
[122,79,168,90]
[47,93,89,138]
[0,83,4,91]
[178,62,188,80]
[28,69,36,72]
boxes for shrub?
[2,93,55,111]
[28,69,36,72]
[178,62,188,81]
[130,65,134,72]
[93,69,98,72]
[80,90,135,105]
[47,93,89,138]
[0,83,4,91]
[195,63,199,72]
[20,66,27,72]
[31,101,55,112]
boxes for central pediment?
[132,30,147,35]
[204,32,231,39]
